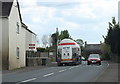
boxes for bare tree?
[41,35,48,48]
[48,35,52,47]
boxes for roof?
[21,22,37,36]
[21,22,27,28]
[0,0,13,17]
[26,28,37,36]
[0,0,22,21]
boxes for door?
[62,46,72,60]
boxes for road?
[2,61,109,83]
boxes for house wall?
[25,30,32,51]
[25,30,37,51]
[0,2,2,82]
[31,33,37,51]
[8,0,25,70]
[21,26,26,67]
[0,17,2,70]
[1,18,9,70]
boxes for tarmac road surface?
[2,61,110,83]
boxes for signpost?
[29,44,35,50]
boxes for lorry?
[57,39,81,66]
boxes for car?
[87,54,101,65]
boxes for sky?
[19,0,119,46]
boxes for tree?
[102,44,111,60]
[51,29,72,48]
[48,35,52,47]
[104,17,120,60]
[37,47,45,52]
[75,39,84,47]
[51,33,57,49]
[59,30,71,40]
[41,35,48,48]
[75,39,84,53]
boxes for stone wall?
[26,51,56,66]
[26,57,51,66]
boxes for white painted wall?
[25,30,37,51]
[1,18,9,70]
[21,26,26,67]
[0,18,2,70]
[0,17,2,83]
[31,33,37,51]
[25,30,32,51]
[0,2,2,82]
[8,0,25,70]
[0,17,2,82]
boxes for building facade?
[22,23,37,52]
[1,0,37,70]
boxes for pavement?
[95,61,119,82]
[1,61,119,83]
[2,62,57,74]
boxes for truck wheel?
[99,62,101,65]
[69,63,74,66]
[58,63,62,66]
[65,63,69,66]
[87,62,90,65]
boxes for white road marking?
[59,69,67,72]
[20,78,37,83]
[96,65,102,67]
[107,63,109,67]
[74,66,79,68]
[69,67,75,69]
[43,73,54,77]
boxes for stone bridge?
[84,41,103,57]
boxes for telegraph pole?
[56,28,58,62]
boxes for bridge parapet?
[84,41,103,57]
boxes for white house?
[0,0,37,70]
[22,23,37,52]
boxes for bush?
[37,47,45,52]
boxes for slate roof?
[0,0,22,22]
[0,0,14,17]
[21,22,37,36]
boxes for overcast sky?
[19,0,119,46]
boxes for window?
[16,47,19,59]
[16,22,19,34]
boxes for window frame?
[16,47,19,59]
[16,22,19,34]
